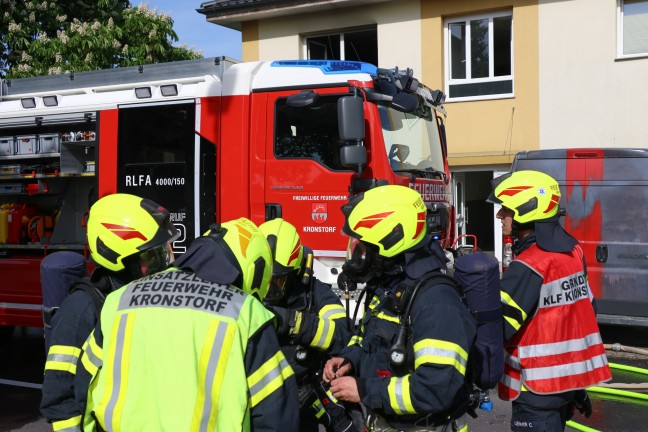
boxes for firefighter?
[487,170,612,431]
[75,217,299,431]
[259,218,359,431]
[40,193,178,431]
[323,185,476,431]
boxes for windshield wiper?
[393,167,446,181]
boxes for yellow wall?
[421,0,538,168]
[241,20,260,62]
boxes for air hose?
[566,357,648,432]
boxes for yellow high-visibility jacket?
[76,269,299,432]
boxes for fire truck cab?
[0,57,454,329]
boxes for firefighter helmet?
[209,217,273,301]
[259,218,304,303]
[487,170,561,224]
[342,185,428,259]
[87,193,179,277]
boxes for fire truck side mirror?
[340,145,366,171]
[338,96,365,142]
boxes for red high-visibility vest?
[499,244,612,401]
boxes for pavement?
[4,325,648,431]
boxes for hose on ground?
[605,343,648,356]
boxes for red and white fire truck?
[0,57,454,329]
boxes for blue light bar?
[271,60,377,75]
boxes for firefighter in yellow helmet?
[323,185,476,431]
[75,217,299,432]
[487,170,611,431]
[259,218,359,432]
[41,193,178,431]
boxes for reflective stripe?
[414,339,468,375]
[373,311,400,324]
[387,375,416,415]
[348,335,363,346]
[191,320,236,432]
[45,345,81,374]
[247,351,294,407]
[320,304,346,321]
[317,303,347,347]
[104,313,135,432]
[290,311,303,335]
[523,353,609,381]
[504,315,522,331]
[311,398,326,419]
[501,291,527,323]
[519,332,603,358]
[52,415,81,432]
[325,387,338,404]
[500,372,521,391]
[80,332,103,376]
[506,353,520,369]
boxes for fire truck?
[0,57,454,330]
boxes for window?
[445,11,513,100]
[305,28,378,66]
[618,0,648,57]
[274,95,350,171]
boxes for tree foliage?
[0,1,202,78]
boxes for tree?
[0,1,202,79]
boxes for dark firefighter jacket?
[40,268,119,432]
[276,273,351,384]
[339,240,476,429]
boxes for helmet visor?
[138,243,174,277]
[346,237,371,272]
[264,273,288,305]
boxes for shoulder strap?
[416,272,465,303]
[69,277,107,319]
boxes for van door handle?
[596,244,608,263]
[265,203,282,220]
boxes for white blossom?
[92,21,101,31]
[21,52,32,62]
[48,66,62,75]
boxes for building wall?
[539,0,648,149]
[422,0,539,168]
[250,0,423,74]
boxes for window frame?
[444,10,514,102]
[302,26,377,65]
[617,0,648,59]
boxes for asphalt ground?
[2,324,648,431]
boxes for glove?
[268,306,294,336]
[571,390,592,418]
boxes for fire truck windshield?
[379,103,445,180]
